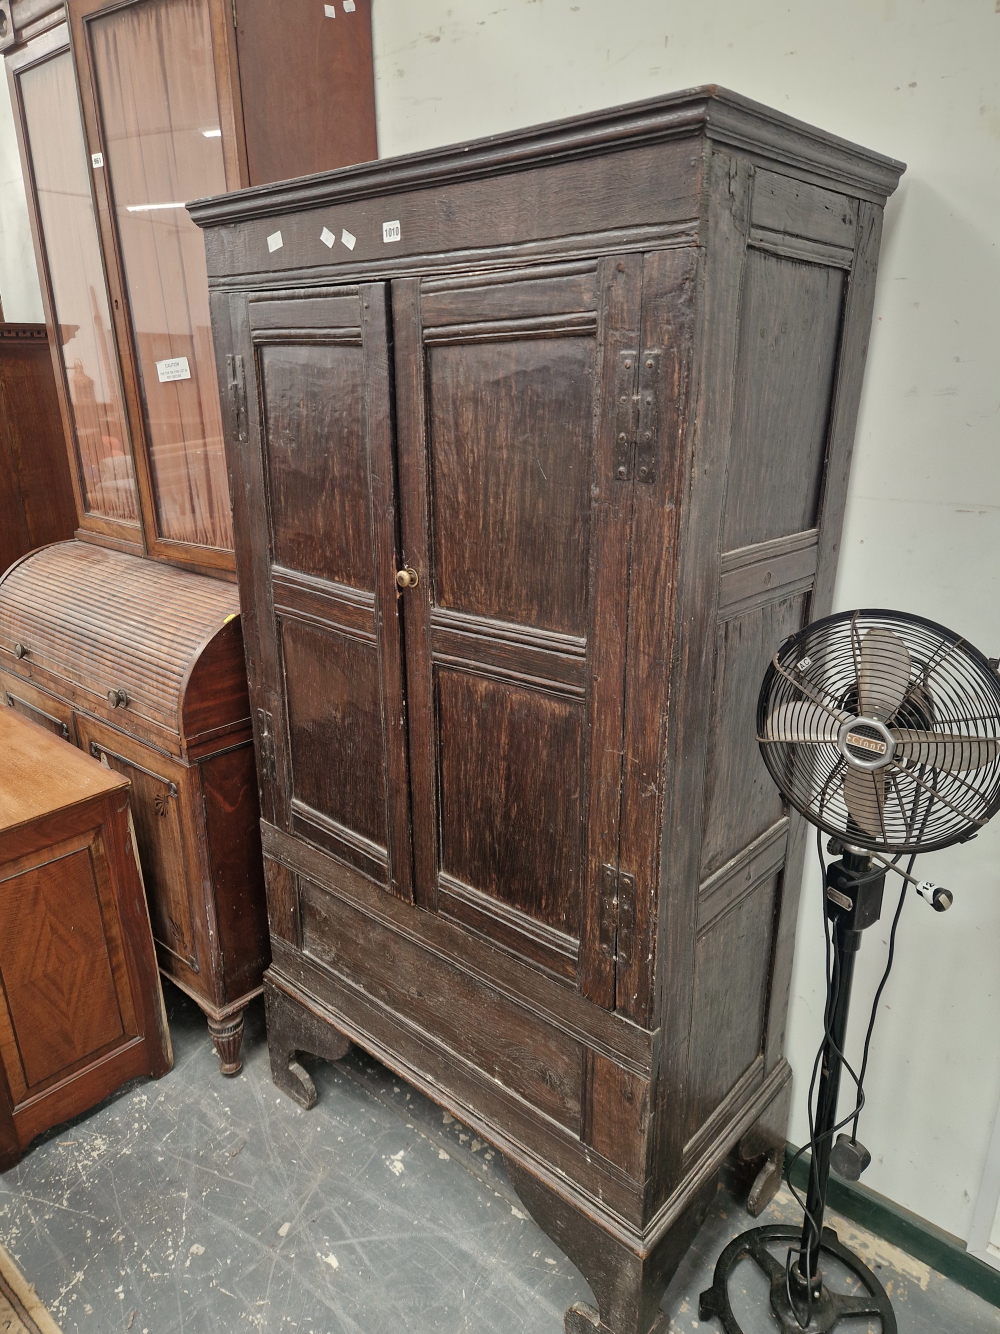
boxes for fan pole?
[796,847,885,1288]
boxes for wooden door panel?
[243,284,412,899]
[260,342,372,590]
[436,670,583,935]
[281,614,388,876]
[75,718,200,976]
[0,840,125,1094]
[396,261,639,988]
[427,336,593,636]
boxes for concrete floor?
[0,982,995,1334]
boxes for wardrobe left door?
[7,25,142,551]
[225,283,414,904]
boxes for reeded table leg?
[207,1010,247,1077]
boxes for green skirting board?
[784,1146,1000,1310]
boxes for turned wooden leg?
[263,974,351,1110]
[208,1009,247,1077]
[734,1067,792,1218]
[505,1158,716,1334]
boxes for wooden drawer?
[0,670,75,743]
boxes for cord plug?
[830,1133,872,1181]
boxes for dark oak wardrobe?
[193,89,903,1332]
[1,0,377,1073]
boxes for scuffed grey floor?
[0,982,995,1333]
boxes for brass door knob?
[395,567,419,589]
[107,688,129,709]
[13,642,26,659]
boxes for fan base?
[698,1224,896,1334]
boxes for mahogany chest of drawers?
[0,707,171,1170]
[0,540,269,1074]
[191,87,903,1333]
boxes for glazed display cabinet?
[191,89,903,1333]
[6,0,377,575]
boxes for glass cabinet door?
[16,46,139,530]
[85,0,233,553]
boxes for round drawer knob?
[107,688,129,709]
[395,567,419,590]
[13,642,26,659]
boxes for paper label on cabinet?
[343,0,356,10]
[320,227,336,248]
[91,152,104,168]
[267,230,283,253]
[341,229,357,250]
[382,220,401,243]
[324,3,336,15]
[156,356,191,383]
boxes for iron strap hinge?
[612,349,659,484]
[598,863,637,966]
[227,353,248,445]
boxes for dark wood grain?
[0,323,75,574]
[201,741,269,1001]
[722,251,846,549]
[197,94,902,1334]
[428,333,593,635]
[259,340,373,589]
[683,876,779,1145]
[698,594,810,877]
[437,669,584,935]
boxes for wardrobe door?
[394,258,641,1002]
[233,283,412,901]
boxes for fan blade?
[765,701,842,744]
[892,729,999,774]
[844,767,887,839]
[859,627,911,722]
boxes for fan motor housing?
[838,717,895,770]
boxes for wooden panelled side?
[699,594,809,877]
[201,743,269,999]
[722,252,846,550]
[683,873,779,1145]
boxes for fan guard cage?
[758,609,1000,853]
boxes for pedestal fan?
[699,608,1000,1334]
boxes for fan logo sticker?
[845,731,888,755]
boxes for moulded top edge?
[187,85,906,231]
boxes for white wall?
[369,0,1000,1242]
[0,67,43,322]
